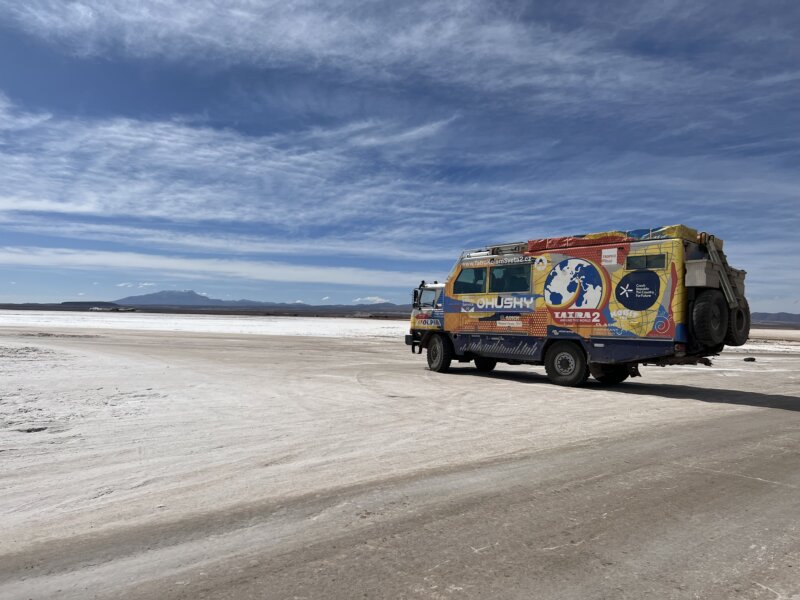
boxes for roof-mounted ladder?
[703,234,739,309]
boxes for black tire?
[544,342,589,387]
[693,289,729,346]
[427,334,453,372]
[474,357,497,372]
[725,297,750,347]
[589,363,629,385]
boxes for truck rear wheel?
[589,363,629,385]
[544,342,588,387]
[474,357,497,372]
[725,297,750,347]
[427,334,453,373]
[693,289,729,346]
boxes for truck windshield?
[419,289,438,307]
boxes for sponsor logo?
[553,310,601,324]
[463,339,538,356]
[461,296,536,312]
[601,248,618,266]
[544,258,607,325]
[615,270,661,311]
[415,318,442,327]
[544,258,605,310]
[496,315,524,328]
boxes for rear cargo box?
[685,259,720,288]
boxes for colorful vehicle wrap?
[406,225,749,379]
[444,238,686,344]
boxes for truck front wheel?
[427,334,453,373]
[544,342,589,387]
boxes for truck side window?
[489,265,530,293]
[626,254,666,270]
[453,267,486,294]
[626,255,647,270]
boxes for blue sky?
[0,1,797,309]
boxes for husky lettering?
[462,296,536,312]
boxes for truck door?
[449,266,488,333]
[412,287,444,331]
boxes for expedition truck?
[405,225,749,386]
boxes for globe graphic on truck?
[544,258,604,309]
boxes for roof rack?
[459,241,527,261]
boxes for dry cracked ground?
[1,321,799,600]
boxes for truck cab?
[405,281,445,354]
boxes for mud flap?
[405,334,422,354]
[627,364,642,378]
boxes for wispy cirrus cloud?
[1,217,457,262]
[0,1,667,96]
[0,94,462,229]
[2,0,796,125]
[1,94,797,237]
[0,246,421,288]
[0,92,798,296]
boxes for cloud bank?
[0,1,796,307]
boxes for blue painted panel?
[452,333,675,364]
[587,338,674,363]
[453,334,544,361]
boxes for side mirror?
[412,289,420,308]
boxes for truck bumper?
[405,333,423,354]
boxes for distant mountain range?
[1,289,793,324]
[114,289,407,311]
[751,312,800,325]
[116,289,275,307]
[113,291,800,322]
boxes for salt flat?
[1,314,799,600]
[0,310,407,337]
